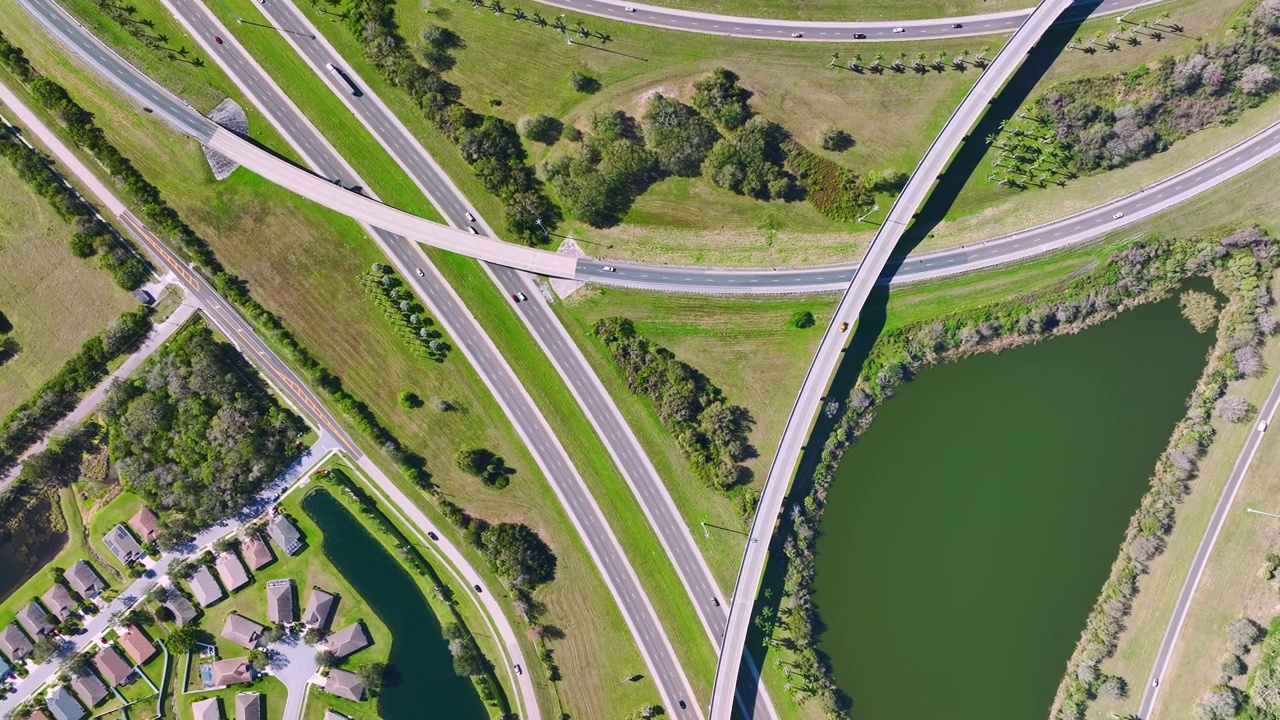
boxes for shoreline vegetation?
[756,226,1280,718]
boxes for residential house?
[17,601,54,637]
[118,625,157,665]
[188,566,225,607]
[0,654,12,679]
[265,579,296,625]
[327,623,370,659]
[324,668,364,702]
[41,584,77,622]
[128,507,160,544]
[207,658,253,687]
[27,711,52,720]
[221,614,264,650]
[241,535,273,571]
[46,686,86,720]
[191,697,223,720]
[70,670,109,707]
[102,524,144,564]
[164,594,199,627]
[92,645,133,686]
[322,711,348,720]
[266,515,303,555]
[0,623,33,661]
[302,588,336,631]
[234,692,263,720]
[64,561,105,599]
[214,552,251,593]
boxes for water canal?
[301,489,488,720]
[812,293,1215,720]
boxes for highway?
[531,0,1157,41]
[0,61,540,720]
[708,0,1074,716]
[1137,376,1280,717]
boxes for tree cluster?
[357,265,450,362]
[593,317,755,490]
[478,522,556,589]
[338,0,558,244]
[786,143,902,221]
[691,67,753,130]
[103,322,306,531]
[455,447,514,489]
[543,110,660,227]
[444,622,488,676]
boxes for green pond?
[301,489,488,720]
[812,294,1215,719]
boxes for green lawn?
[612,0,1034,21]
[180,675,288,720]
[0,155,136,418]
[0,488,106,628]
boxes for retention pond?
[813,293,1215,720]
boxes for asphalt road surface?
[709,1,1074,715]
[1137,377,1280,718]
[532,0,1159,42]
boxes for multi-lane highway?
[0,49,541,720]
[532,0,1157,41]
[708,0,1074,715]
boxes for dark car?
[678,700,687,710]
[852,32,866,39]
[952,22,964,28]
[427,531,439,541]
[474,584,483,593]
[213,35,223,44]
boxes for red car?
[213,35,223,44]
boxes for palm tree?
[851,53,863,69]
[471,0,483,7]
[933,50,947,69]
[1068,35,1081,50]
[595,30,612,43]
[828,51,840,68]
[489,0,503,14]
[577,23,590,38]
[976,45,991,65]
[512,6,526,20]
[913,51,926,72]
[531,10,546,26]
[554,16,568,33]
[871,52,884,71]
[893,51,906,70]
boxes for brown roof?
[208,658,253,687]
[221,614,264,650]
[118,626,157,665]
[128,507,160,543]
[70,670,109,707]
[302,589,336,630]
[322,711,348,720]
[214,552,251,593]
[191,697,223,720]
[265,580,296,625]
[324,669,364,702]
[241,535,274,571]
[327,623,370,659]
[0,623,32,659]
[28,711,53,720]
[234,692,263,720]
[93,645,133,686]
[42,584,77,622]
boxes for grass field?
[0,159,136,419]
[602,0,1034,21]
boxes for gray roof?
[188,566,225,607]
[70,670,109,707]
[93,645,133,686]
[128,507,160,543]
[241,535,274,570]
[327,623,370,659]
[303,589,336,630]
[191,697,223,720]
[221,614,264,650]
[324,668,364,702]
[0,623,33,660]
[323,711,348,720]
[102,524,144,564]
[208,658,253,687]
[65,561,105,598]
[46,686,86,720]
[214,552,251,592]
[42,584,77,622]
[265,579,296,625]
[164,594,199,627]
[17,601,54,637]
[234,692,263,720]
[267,515,303,555]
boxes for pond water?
[301,489,488,720]
[812,294,1215,720]
[0,496,67,602]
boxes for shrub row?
[357,264,450,362]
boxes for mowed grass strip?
[612,0,1033,22]
[0,156,136,417]
[0,8,657,717]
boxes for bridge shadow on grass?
[731,3,1101,718]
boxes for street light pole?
[1247,507,1280,520]
[701,521,709,539]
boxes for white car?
[1113,211,1124,219]
[790,32,803,37]
[892,27,905,33]
[515,664,523,675]
[416,268,425,277]
[602,266,616,272]
[465,211,476,222]
[1260,420,1270,432]
[624,5,635,10]
[467,225,478,234]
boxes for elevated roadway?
[709,0,1075,716]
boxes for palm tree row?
[472,0,612,43]
[986,117,1077,189]
[830,45,993,75]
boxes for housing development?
[1,0,1279,719]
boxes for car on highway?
[213,34,223,44]
[678,701,687,710]
[416,268,425,277]
[839,321,850,332]
[1152,678,1159,688]
[465,211,476,222]
[624,5,635,10]
[602,266,616,272]
[952,22,963,28]
[852,33,866,39]
[1113,211,1124,219]
[790,32,803,37]
[427,531,438,540]
[514,664,523,675]
[1260,420,1270,432]
[892,27,905,33]
[466,225,478,234]
[474,584,483,593]
[711,597,720,607]
[511,292,528,302]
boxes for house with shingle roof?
[65,561,105,599]
[164,594,199,627]
[27,711,52,720]
[327,623,370,659]
[191,696,223,720]
[241,535,273,571]
[70,670,109,707]
[324,668,364,702]
[42,584,77,622]
[188,566,225,607]
[234,691,263,720]
[118,626,156,665]
[0,623,33,660]
[221,614,264,650]
[102,524,144,564]
[17,601,54,637]
[207,658,253,687]
[265,579,296,625]
[46,686,86,720]
[266,515,303,555]
[214,552,251,593]
[128,507,160,544]
[323,710,348,720]
[93,645,133,686]
[302,588,336,631]
[0,654,12,679]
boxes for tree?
[570,71,600,94]
[1242,64,1277,95]
[59,651,91,677]
[1221,653,1246,678]
[520,114,563,145]
[820,129,854,152]
[167,626,200,653]
[641,94,721,177]
[1194,685,1242,720]
[357,662,386,693]
[1215,395,1253,423]
[479,523,557,587]
[398,390,423,410]
[315,650,337,669]
[691,68,753,129]
[1235,346,1265,378]
[1178,290,1218,332]
[261,625,285,645]
[456,447,515,489]
[1226,617,1264,654]
[154,605,175,623]
[788,310,815,329]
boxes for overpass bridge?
[706,0,1076,716]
